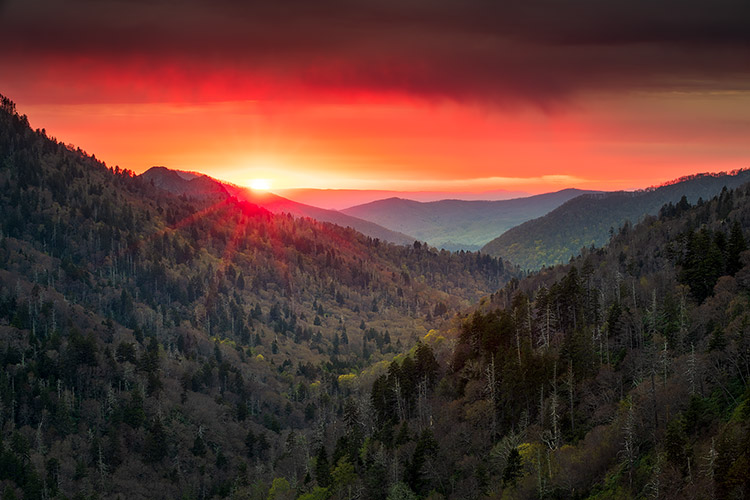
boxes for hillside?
[342,189,595,251]
[2,92,749,500]
[141,166,231,199]
[482,169,750,270]
[388,183,750,499]
[0,95,513,500]
[141,167,418,246]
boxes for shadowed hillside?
[342,189,596,251]
[482,169,750,270]
[0,94,512,500]
[141,167,419,246]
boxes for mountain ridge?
[274,188,530,210]
[342,188,598,251]
[482,169,750,269]
[140,166,419,246]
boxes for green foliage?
[386,482,417,500]
[298,486,330,500]
[267,477,293,500]
[343,190,591,251]
[315,446,332,488]
[406,429,439,495]
[483,171,750,270]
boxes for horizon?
[142,163,746,211]
[2,0,749,195]
[10,96,749,197]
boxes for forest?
[1,93,749,500]
[481,170,750,271]
[0,94,510,499]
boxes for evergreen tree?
[727,220,747,275]
[502,448,523,486]
[143,418,167,463]
[122,389,145,429]
[315,446,332,488]
[191,432,207,457]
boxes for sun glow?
[249,178,271,191]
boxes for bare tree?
[620,397,637,492]
[568,360,575,434]
[702,437,718,500]
[485,357,497,440]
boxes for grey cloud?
[2,0,749,104]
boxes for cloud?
[2,0,749,106]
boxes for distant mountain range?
[481,169,750,269]
[140,167,750,269]
[273,188,530,210]
[141,167,418,245]
[342,189,597,251]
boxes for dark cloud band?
[2,0,749,104]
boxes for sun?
[249,178,271,191]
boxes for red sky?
[1,0,749,196]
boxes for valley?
[1,94,749,500]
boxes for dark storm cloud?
[3,0,749,104]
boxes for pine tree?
[502,448,523,486]
[726,220,746,275]
[315,446,332,488]
[143,418,167,463]
[191,426,207,457]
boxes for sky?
[1,0,749,197]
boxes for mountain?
[0,94,513,500]
[3,93,750,500]
[482,169,750,270]
[273,188,530,210]
[141,166,230,199]
[342,189,597,251]
[402,183,750,499]
[140,166,418,246]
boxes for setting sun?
[249,178,271,191]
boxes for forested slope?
[1,92,749,500]
[0,94,512,500]
[378,186,750,499]
[141,166,419,246]
[342,189,594,252]
[482,170,750,270]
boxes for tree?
[143,418,167,463]
[267,477,294,500]
[415,342,439,385]
[386,482,417,500]
[315,446,332,488]
[406,429,439,495]
[123,389,145,429]
[664,417,691,476]
[332,457,356,500]
[502,448,523,486]
[191,426,207,457]
[727,220,746,275]
[245,430,256,458]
